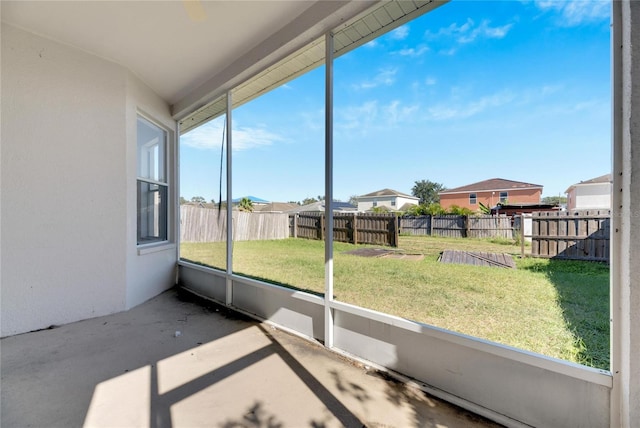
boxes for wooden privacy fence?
[180,205,289,242]
[531,210,610,262]
[290,212,399,247]
[400,215,514,239]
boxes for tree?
[179,196,188,205]
[371,206,391,214]
[542,196,567,206]
[191,196,206,203]
[348,194,359,206]
[301,197,318,205]
[411,180,446,205]
[403,202,445,216]
[448,205,475,216]
[238,197,254,212]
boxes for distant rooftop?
[358,188,417,199]
[287,201,356,213]
[439,178,543,195]
[565,173,612,193]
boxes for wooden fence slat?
[180,206,288,242]
[531,211,610,262]
[400,215,513,239]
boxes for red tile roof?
[439,178,543,194]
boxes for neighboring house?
[287,201,356,214]
[565,174,612,211]
[356,189,419,212]
[438,178,543,210]
[258,202,301,213]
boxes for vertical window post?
[226,92,233,306]
[324,31,334,348]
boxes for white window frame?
[469,193,477,205]
[137,115,169,246]
[499,191,508,203]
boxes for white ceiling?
[0,1,331,107]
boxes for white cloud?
[181,120,283,151]
[389,25,410,40]
[385,100,420,126]
[337,101,379,134]
[458,20,513,43]
[439,47,457,56]
[337,99,421,135]
[427,91,516,120]
[395,45,429,57]
[533,0,610,26]
[364,40,378,48]
[426,18,513,47]
[352,68,398,90]
[425,77,437,86]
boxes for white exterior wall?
[568,182,612,210]
[125,74,177,309]
[0,24,176,336]
[357,195,418,211]
[395,195,419,209]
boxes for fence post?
[429,214,433,236]
[353,212,358,245]
[465,215,470,238]
[393,215,399,247]
[320,213,325,240]
[520,214,525,258]
[294,214,298,238]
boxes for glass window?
[137,116,168,245]
[469,193,477,205]
[178,109,228,271]
[499,192,508,203]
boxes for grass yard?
[180,235,609,370]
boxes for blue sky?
[180,0,611,204]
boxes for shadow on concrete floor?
[1,288,502,428]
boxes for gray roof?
[258,202,300,212]
[565,174,612,193]
[440,178,543,195]
[358,188,416,199]
[287,201,356,213]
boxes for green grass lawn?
[180,235,609,370]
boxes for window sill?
[137,242,175,255]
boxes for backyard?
[180,235,609,370]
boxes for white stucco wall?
[1,24,177,336]
[572,183,612,210]
[125,73,177,309]
[357,195,418,211]
[395,195,419,209]
[1,24,127,336]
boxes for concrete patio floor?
[1,288,502,428]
